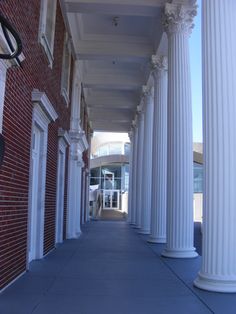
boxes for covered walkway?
[1,221,235,314]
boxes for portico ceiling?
[61,0,170,132]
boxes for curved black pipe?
[0,13,22,60]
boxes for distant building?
[90,133,130,215]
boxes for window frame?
[38,0,57,68]
[61,32,72,105]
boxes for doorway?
[28,123,45,262]
[103,190,120,210]
[55,141,66,243]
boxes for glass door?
[103,190,120,210]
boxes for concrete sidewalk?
[0,221,234,314]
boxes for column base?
[138,229,150,235]
[66,231,82,240]
[76,231,82,238]
[147,236,166,244]
[194,272,236,293]
[133,225,141,229]
[162,247,198,259]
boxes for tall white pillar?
[148,55,168,243]
[140,86,154,234]
[162,2,198,258]
[127,129,134,223]
[67,62,84,239]
[134,108,145,228]
[130,123,138,225]
[194,0,236,292]
[75,159,83,235]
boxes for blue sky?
[190,0,202,143]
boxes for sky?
[190,0,202,143]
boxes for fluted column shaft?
[162,2,197,258]
[140,87,154,234]
[194,0,236,292]
[127,130,134,223]
[135,110,145,228]
[148,56,168,243]
[131,127,138,224]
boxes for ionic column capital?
[163,2,197,36]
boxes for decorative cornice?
[69,130,84,142]
[58,128,71,145]
[69,130,89,152]
[32,90,58,122]
[163,2,197,36]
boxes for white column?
[134,108,145,228]
[85,169,90,222]
[140,86,154,234]
[127,129,134,223]
[148,55,168,243]
[130,123,138,225]
[74,159,83,235]
[194,0,236,293]
[67,136,83,238]
[67,62,83,239]
[162,2,198,258]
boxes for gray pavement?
[0,221,235,314]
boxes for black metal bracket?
[0,12,22,65]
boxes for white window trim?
[61,33,71,105]
[32,90,58,121]
[55,128,70,243]
[38,0,57,68]
[27,90,58,266]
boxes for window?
[194,162,203,193]
[61,33,71,105]
[39,0,57,67]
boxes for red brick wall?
[0,0,71,289]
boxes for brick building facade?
[0,0,90,290]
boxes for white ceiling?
[62,0,169,132]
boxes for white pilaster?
[194,0,236,292]
[148,55,168,243]
[162,2,198,258]
[139,86,154,234]
[134,108,145,228]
